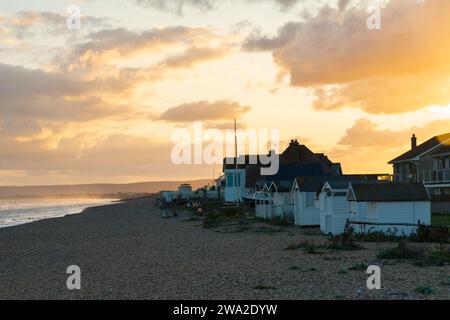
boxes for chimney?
[411,134,417,150]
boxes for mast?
[234,118,238,170]
[234,118,239,206]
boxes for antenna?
[234,118,238,170]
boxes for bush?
[349,263,369,271]
[220,206,248,218]
[254,284,276,290]
[377,241,422,260]
[327,229,363,251]
[414,247,450,267]
[415,286,434,295]
[354,231,404,243]
[410,225,449,244]
[284,241,323,254]
[266,216,290,226]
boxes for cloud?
[244,0,450,114]
[0,11,112,38]
[0,132,216,184]
[326,118,450,173]
[79,26,214,57]
[159,100,251,123]
[160,46,229,69]
[53,25,231,80]
[136,0,302,14]
[0,63,140,125]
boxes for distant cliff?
[0,180,210,199]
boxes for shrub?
[349,263,369,271]
[410,225,449,244]
[304,243,321,254]
[415,286,434,295]
[284,241,310,251]
[377,241,422,260]
[221,206,247,218]
[354,231,403,243]
[266,216,290,227]
[327,229,363,251]
[414,247,450,267]
[284,241,324,254]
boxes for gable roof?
[310,174,385,195]
[270,180,294,192]
[324,175,379,190]
[389,133,450,164]
[349,182,430,202]
[428,143,450,157]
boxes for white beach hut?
[346,182,432,236]
[318,176,382,235]
[255,183,272,219]
[319,180,352,235]
[292,177,324,226]
[269,180,295,222]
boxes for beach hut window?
[305,193,315,208]
[236,173,241,187]
[227,173,234,187]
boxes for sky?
[0,0,449,186]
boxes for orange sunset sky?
[0,0,449,185]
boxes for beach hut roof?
[348,182,430,202]
[270,180,293,192]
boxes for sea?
[0,198,116,228]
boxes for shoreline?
[0,198,119,229]
[0,196,448,300]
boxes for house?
[389,133,450,213]
[318,175,386,235]
[346,182,431,236]
[223,139,342,203]
[223,155,269,203]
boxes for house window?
[433,159,439,170]
[438,158,444,170]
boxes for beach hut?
[254,184,273,220]
[178,184,193,200]
[291,176,326,226]
[318,176,384,235]
[268,180,295,222]
[162,191,179,203]
[319,180,352,235]
[346,182,431,236]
